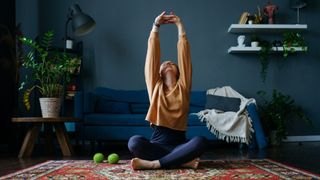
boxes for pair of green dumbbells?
[93,153,119,164]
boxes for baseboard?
[283,135,320,142]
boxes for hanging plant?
[283,32,307,58]
[258,40,272,82]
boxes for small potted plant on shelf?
[252,5,263,24]
[19,30,77,118]
[257,90,311,146]
[282,32,307,58]
[250,35,260,47]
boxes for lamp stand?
[296,8,300,24]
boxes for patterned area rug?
[1,159,319,179]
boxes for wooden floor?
[0,141,320,176]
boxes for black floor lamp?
[290,0,307,24]
[65,4,96,50]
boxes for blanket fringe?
[197,111,253,145]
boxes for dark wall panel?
[17,0,320,135]
[0,0,16,147]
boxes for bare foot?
[131,158,160,170]
[181,158,200,169]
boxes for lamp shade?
[290,0,307,9]
[69,4,96,36]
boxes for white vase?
[39,98,61,118]
[251,41,259,47]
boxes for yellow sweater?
[145,31,192,131]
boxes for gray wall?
[16,0,320,135]
[16,0,39,40]
[16,0,39,116]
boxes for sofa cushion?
[84,114,204,126]
[190,91,206,107]
[84,92,97,113]
[189,106,204,113]
[95,98,131,114]
[131,103,149,114]
[205,94,241,112]
[84,114,149,126]
[94,87,149,104]
[188,114,204,126]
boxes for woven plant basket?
[39,98,61,118]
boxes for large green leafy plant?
[19,30,76,110]
[257,90,311,145]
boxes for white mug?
[237,35,245,47]
[251,41,259,47]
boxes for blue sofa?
[74,87,267,149]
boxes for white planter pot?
[39,98,62,118]
[251,41,259,47]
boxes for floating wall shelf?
[227,24,308,54]
[228,46,305,54]
[228,24,308,33]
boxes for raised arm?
[145,29,160,100]
[145,12,172,99]
[167,15,192,90]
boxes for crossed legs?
[128,135,208,170]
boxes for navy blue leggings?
[128,127,208,168]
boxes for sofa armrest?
[83,92,97,114]
[74,91,84,140]
[74,91,84,119]
[74,91,97,140]
[247,103,268,149]
[75,91,97,116]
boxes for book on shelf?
[238,12,249,24]
[66,84,77,100]
[69,57,82,75]
[66,90,76,100]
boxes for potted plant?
[19,30,76,117]
[250,35,260,47]
[253,6,263,24]
[257,90,311,146]
[282,32,307,58]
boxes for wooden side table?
[12,117,80,158]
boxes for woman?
[128,12,208,170]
